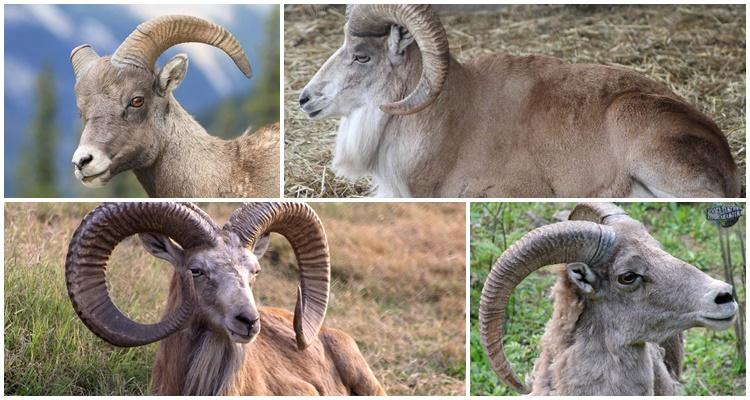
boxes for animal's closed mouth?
[302,104,327,118]
[228,328,252,340]
[81,169,108,182]
[704,315,734,322]
[307,109,323,118]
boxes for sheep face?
[71,55,188,187]
[300,25,416,119]
[139,231,270,344]
[567,219,737,346]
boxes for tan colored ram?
[300,5,738,198]
[65,202,385,395]
[70,15,279,197]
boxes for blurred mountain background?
[4,4,280,197]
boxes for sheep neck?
[133,97,235,197]
[183,327,245,395]
[334,52,467,197]
[569,311,653,394]
[153,274,247,395]
[332,104,389,186]
[548,295,656,394]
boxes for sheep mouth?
[704,315,735,322]
[308,110,322,118]
[75,168,111,188]
[301,102,330,119]
[227,327,257,343]
[303,107,327,119]
[699,314,736,329]
[82,169,107,182]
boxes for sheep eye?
[617,272,640,285]
[189,268,203,278]
[129,96,144,108]
[354,54,371,64]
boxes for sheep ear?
[252,233,271,259]
[566,262,597,295]
[158,53,188,95]
[387,25,415,64]
[139,233,184,266]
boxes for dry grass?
[4,202,465,395]
[284,4,746,198]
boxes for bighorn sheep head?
[479,203,738,394]
[65,202,329,350]
[69,15,252,188]
[299,5,449,117]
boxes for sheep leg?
[322,330,387,395]
[607,92,739,197]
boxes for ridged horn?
[569,202,630,224]
[479,221,616,393]
[65,202,218,347]
[70,44,100,81]
[111,15,252,78]
[223,202,330,350]
[347,4,449,115]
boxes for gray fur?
[526,218,737,394]
[72,52,279,197]
[300,10,738,198]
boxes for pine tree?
[18,65,58,197]
[244,5,280,128]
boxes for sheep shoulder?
[241,307,385,395]
[223,123,280,197]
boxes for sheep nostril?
[299,93,310,106]
[74,154,93,169]
[714,291,734,305]
[234,313,258,331]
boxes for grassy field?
[284,4,745,197]
[4,202,466,395]
[469,202,746,395]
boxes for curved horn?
[180,202,220,231]
[568,202,630,224]
[479,221,616,393]
[111,15,252,78]
[65,202,218,347]
[70,44,100,81]
[223,202,330,350]
[347,5,449,115]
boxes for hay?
[284,4,746,197]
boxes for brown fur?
[303,21,739,197]
[151,274,385,395]
[430,53,738,197]
[73,56,280,198]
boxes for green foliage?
[243,5,280,128]
[17,66,59,197]
[470,203,746,396]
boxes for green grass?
[469,203,746,396]
[4,238,157,395]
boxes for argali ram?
[70,15,279,197]
[479,203,738,395]
[299,5,738,198]
[65,202,385,395]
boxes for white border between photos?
[1,1,748,399]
